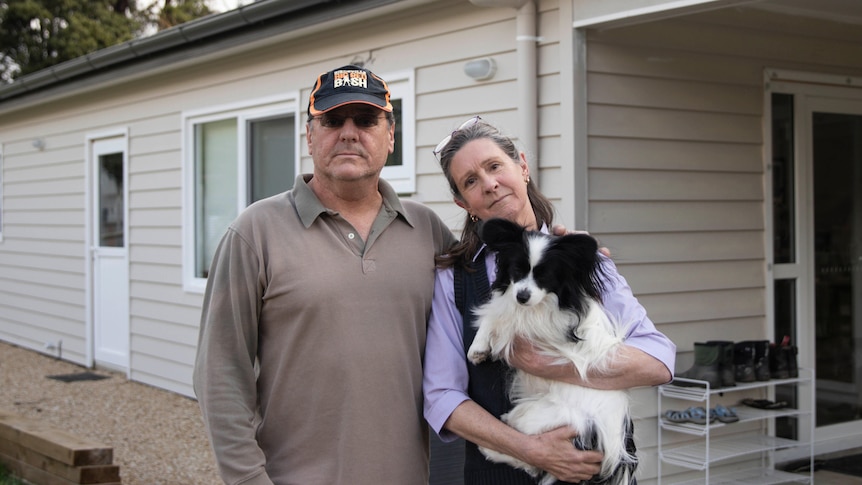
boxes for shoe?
[770,336,799,379]
[687,406,713,424]
[706,340,736,387]
[674,342,722,388]
[662,409,691,424]
[752,340,771,381]
[740,398,789,410]
[734,341,756,383]
[710,404,739,423]
[662,407,713,425]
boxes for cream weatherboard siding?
[583,7,862,482]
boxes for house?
[1,0,861,482]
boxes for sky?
[207,0,256,13]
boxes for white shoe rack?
[657,368,814,484]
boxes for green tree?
[156,0,212,30]
[0,0,212,83]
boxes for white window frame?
[182,94,301,293]
[0,145,4,242]
[380,70,416,194]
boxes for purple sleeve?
[422,266,471,441]
[599,254,676,376]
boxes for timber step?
[0,409,121,484]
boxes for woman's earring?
[525,175,531,184]
[470,214,479,223]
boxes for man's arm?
[193,227,274,485]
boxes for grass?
[0,464,26,485]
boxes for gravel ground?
[0,341,221,485]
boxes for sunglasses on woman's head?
[433,115,482,160]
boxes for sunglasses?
[433,115,482,160]
[313,113,386,129]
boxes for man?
[193,65,455,485]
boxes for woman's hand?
[552,224,610,257]
[523,426,603,483]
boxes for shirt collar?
[293,173,414,228]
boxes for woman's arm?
[509,341,671,389]
[444,400,603,483]
[509,252,676,389]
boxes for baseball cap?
[308,65,393,116]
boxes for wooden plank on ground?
[0,450,120,485]
[0,438,120,483]
[0,410,112,466]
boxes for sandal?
[740,398,789,410]
[663,406,713,425]
[685,406,711,424]
[711,404,739,423]
[663,409,690,423]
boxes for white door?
[91,136,129,371]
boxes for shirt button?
[348,232,355,240]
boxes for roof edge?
[0,0,333,104]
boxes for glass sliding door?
[811,109,862,429]
[770,79,862,455]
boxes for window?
[183,97,299,290]
[0,148,3,242]
[380,70,416,194]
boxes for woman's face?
[449,138,537,230]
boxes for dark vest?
[455,253,539,485]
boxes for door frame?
[766,69,862,457]
[85,129,130,375]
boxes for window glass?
[812,110,862,427]
[772,93,795,263]
[0,151,4,239]
[98,152,125,247]
[249,116,295,202]
[194,118,238,278]
[386,98,403,168]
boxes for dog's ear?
[551,234,606,300]
[554,233,599,257]
[478,218,525,250]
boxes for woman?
[423,117,676,484]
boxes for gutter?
[0,0,401,109]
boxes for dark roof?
[0,0,400,110]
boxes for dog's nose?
[516,288,531,304]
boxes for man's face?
[306,105,395,183]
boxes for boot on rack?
[706,340,735,387]
[770,336,799,379]
[734,341,756,383]
[753,340,771,381]
[674,342,722,388]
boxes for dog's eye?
[511,262,530,280]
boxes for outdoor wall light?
[464,57,497,81]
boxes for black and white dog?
[467,218,636,485]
